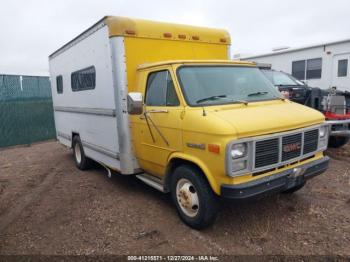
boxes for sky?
[1,0,349,75]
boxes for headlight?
[232,160,247,172]
[231,143,247,159]
[318,125,329,150]
[319,126,327,138]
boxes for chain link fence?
[0,74,56,148]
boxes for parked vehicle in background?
[239,38,350,92]
[49,16,330,229]
[259,65,350,148]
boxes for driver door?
[133,68,183,177]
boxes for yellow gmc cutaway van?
[49,16,329,229]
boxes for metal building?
[239,39,350,92]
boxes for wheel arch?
[164,153,219,195]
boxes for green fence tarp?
[0,74,56,148]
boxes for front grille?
[255,138,279,168]
[282,133,302,161]
[254,129,319,170]
[303,129,319,154]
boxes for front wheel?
[328,136,350,148]
[171,165,220,230]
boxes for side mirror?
[127,92,143,115]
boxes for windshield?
[177,66,282,106]
[262,70,304,86]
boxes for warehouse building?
[239,38,350,92]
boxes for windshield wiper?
[247,91,268,97]
[196,95,227,104]
[196,95,249,105]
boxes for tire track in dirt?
[190,230,227,254]
[0,168,57,233]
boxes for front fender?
[167,152,220,195]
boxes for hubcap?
[176,178,199,217]
[75,143,82,164]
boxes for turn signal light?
[208,144,220,154]
[163,32,172,38]
[125,29,136,35]
[192,36,200,40]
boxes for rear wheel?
[72,136,91,170]
[170,165,220,230]
[328,136,350,148]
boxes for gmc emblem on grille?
[283,142,301,152]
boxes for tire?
[170,165,220,230]
[328,136,350,148]
[72,136,91,170]
[282,181,306,194]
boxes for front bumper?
[221,156,329,200]
[326,119,350,137]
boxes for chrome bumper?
[326,119,350,137]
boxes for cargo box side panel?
[49,25,121,170]
[123,37,229,92]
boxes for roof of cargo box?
[104,16,230,44]
[49,16,231,59]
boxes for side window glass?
[166,75,180,106]
[56,75,63,94]
[306,58,322,79]
[338,59,348,77]
[292,60,306,80]
[145,70,180,106]
[145,71,167,106]
[71,66,96,91]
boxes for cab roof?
[137,60,256,70]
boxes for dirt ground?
[0,141,349,256]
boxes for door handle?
[146,109,169,114]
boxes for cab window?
[145,70,180,106]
